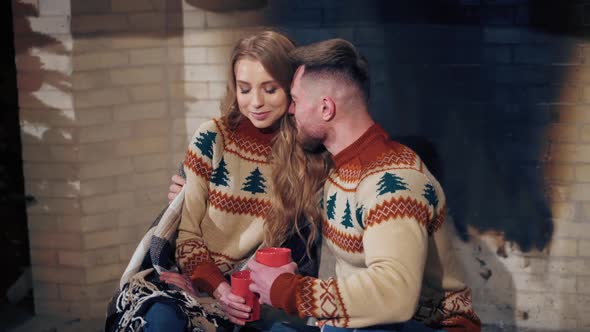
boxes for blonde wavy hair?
[219,30,331,256]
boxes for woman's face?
[235,58,289,130]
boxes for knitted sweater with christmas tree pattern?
[270,124,481,331]
[176,117,275,296]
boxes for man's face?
[288,66,325,151]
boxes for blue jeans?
[144,302,187,331]
[320,320,446,332]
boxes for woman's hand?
[168,174,186,202]
[159,271,197,296]
[214,282,252,325]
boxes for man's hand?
[159,271,197,296]
[168,174,185,202]
[214,282,252,325]
[247,259,297,306]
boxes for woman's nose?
[251,90,264,108]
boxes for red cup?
[230,270,260,321]
[255,247,292,267]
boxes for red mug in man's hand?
[255,247,292,267]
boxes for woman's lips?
[250,111,270,120]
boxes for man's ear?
[321,96,335,121]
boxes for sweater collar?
[332,124,389,168]
[235,116,277,144]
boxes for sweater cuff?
[270,272,300,315]
[191,261,226,296]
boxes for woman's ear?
[321,96,335,121]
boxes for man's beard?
[296,128,323,152]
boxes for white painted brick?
[128,12,165,31]
[21,144,50,163]
[569,184,590,201]
[27,215,59,232]
[209,82,226,99]
[549,258,590,275]
[78,141,119,162]
[39,0,70,15]
[131,118,169,138]
[75,107,113,126]
[548,239,578,257]
[550,143,590,163]
[579,276,590,294]
[27,197,81,215]
[29,231,83,250]
[110,67,164,85]
[21,127,77,145]
[581,240,590,257]
[58,247,119,267]
[23,16,70,34]
[129,48,166,65]
[73,37,113,54]
[558,105,590,123]
[72,71,112,91]
[73,51,129,71]
[71,14,129,34]
[74,88,129,108]
[49,146,79,162]
[60,282,117,302]
[30,249,58,266]
[56,216,83,232]
[80,177,116,197]
[118,205,162,227]
[111,35,163,49]
[550,202,576,222]
[113,102,167,122]
[178,100,221,119]
[80,213,119,232]
[582,203,590,220]
[130,84,166,102]
[119,243,136,262]
[512,273,576,292]
[185,64,227,82]
[79,158,133,180]
[115,170,169,192]
[79,123,131,143]
[17,53,71,73]
[206,46,232,64]
[111,0,153,12]
[32,266,85,284]
[169,82,208,100]
[548,123,580,143]
[132,153,170,172]
[183,29,235,46]
[134,188,167,207]
[26,180,79,198]
[81,192,134,214]
[205,11,263,28]
[115,136,168,156]
[85,263,126,284]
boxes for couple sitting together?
[105,30,482,332]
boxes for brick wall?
[10,0,590,330]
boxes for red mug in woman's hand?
[230,270,260,321]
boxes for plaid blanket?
[105,180,319,332]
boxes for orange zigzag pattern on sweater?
[322,221,363,253]
[335,146,418,183]
[209,189,270,217]
[365,196,430,229]
[184,150,212,180]
[297,277,350,328]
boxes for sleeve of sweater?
[175,119,226,296]
[271,169,438,328]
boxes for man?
[247,39,481,332]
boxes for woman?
[106,30,330,332]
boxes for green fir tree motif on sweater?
[326,193,337,221]
[241,167,267,194]
[341,200,354,229]
[210,157,230,187]
[377,172,409,196]
[355,204,365,229]
[423,183,438,215]
[194,131,217,159]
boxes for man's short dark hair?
[290,39,370,102]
